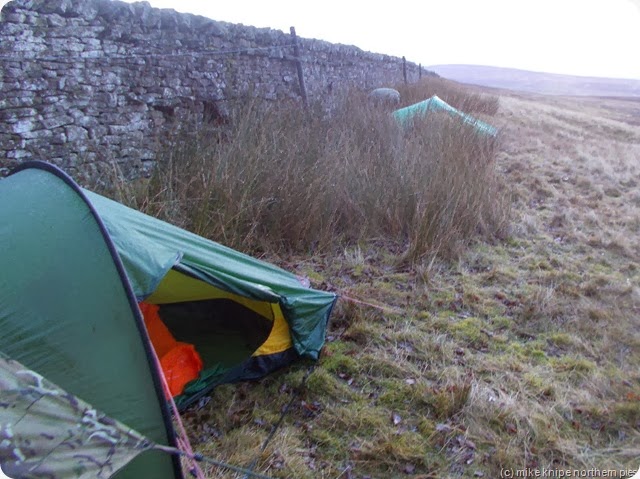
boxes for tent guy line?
[153,445,276,479]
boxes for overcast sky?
[0,0,638,79]
[109,0,640,80]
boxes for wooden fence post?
[402,56,407,84]
[290,26,308,109]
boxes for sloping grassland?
[112,82,640,477]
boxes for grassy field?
[108,80,640,477]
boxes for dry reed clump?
[107,88,507,261]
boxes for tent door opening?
[159,298,274,371]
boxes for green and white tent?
[392,95,498,137]
[0,351,160,478]
[0,161,337,478]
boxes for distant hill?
[428,64,640,97]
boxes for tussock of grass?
[101,85,507,262]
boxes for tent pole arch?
[2,161,183,479]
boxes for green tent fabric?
[0,352,154,478]
[392,95,498,137]
[0,160,336,468]
[0,163,181,479]
[81,178,336,409]
[82,189,336,360]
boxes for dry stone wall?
[0,0,431,179]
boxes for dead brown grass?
[100,86,507,262]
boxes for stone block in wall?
[50,130,67,145]
[0,134,21,150]
[3,66,26,79]
[70,113,95,129]
[108,124,136,135]
[38,0,75,17]
[20,78,49,92]
[94,92,118,108]
[2,11,25,23]
[22,128,53,140]
[6,149,31,160]
[40,115,74,130]
[10,119,38,134]
[0,22,26,36]
[120,145,146,158]
[46,13,67,27]
[0,108,38,122]
[88,125,109,140]
[65,125,89,142]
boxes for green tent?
[392,95,498,137]
[0,161,337,477]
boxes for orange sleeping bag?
[139,302,203,398]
